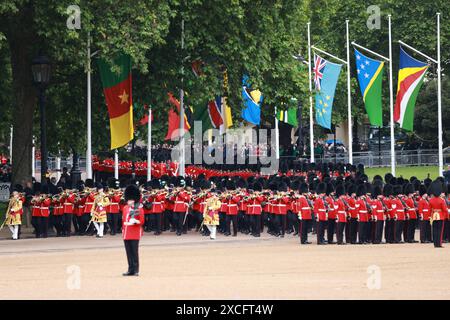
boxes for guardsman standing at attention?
[298,183,313,244]
[356,185,369,244]
[62,189,75,237]
[383,184,395,244]
[122,184,145,276]
[314,183,328,245]
[40,186,51,238]
[392,185,406,243]
[334,184,347,245]
[428,181,447,248]
[371,186,385,244]
[418,184,431,243]
[403,183,418,243]
[325,183,337,244]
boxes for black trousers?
[237,211,248,232]
[327,219,336,244]
[336,222,346,244]
[62,213,72,236]
[443,220,450,242]
[108,213,119,235]
[358,222,367,244]
[407,219,417,242]
[72,215,80,234]
[124,240,140,274]
[317,220,327,244]
[345,218,351,243]
[287,211,299,234]
[420,220,432,242]
[225,215,238,235]
[78,214,90,235]
[299,219,311,243]
[31,216,41,237]
[273,215,286,236]
[151,213,162,233]
[172,212,185,234]
[349,218,358,243]
[385,219,394,243]
[374,220,384,244]
[433,220,444,247]
[395,220,405,243]
[250,215,261,236]
[40,217,49,237]
[53,215,63,236]
[218,212,226,232]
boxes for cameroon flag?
[98,54,134,150]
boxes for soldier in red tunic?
[427,181,447,248]
[62,189,75,237]
[298,183,313,244]
[371,186,385,244]
[314,182,328,245]
[108,181,122,236]
[418,184,431,243]
[325,183,337,244]
[383,184,395,243]
[356,185,369,244]
[403,183,419,243]
[122,185,145,276]
[392,185,406,243]
[334,184,347,245]
[247,183,264,237]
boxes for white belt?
[247,204,261,207]
[110,202,118,205]
[228,204,237,206]
[302,207,310,210]
[153,202,161,204]
[39,207,49,210]
[348,207,355,210]
[175,201,185,204]
[376,210,384,213]
[422,209,429,212]
[359,210,368,213]
[338,211,346,213]
[318,209,326,212]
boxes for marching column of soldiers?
[2,163,449,248]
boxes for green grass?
[365,166,439,181]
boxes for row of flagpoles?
[299,13,443,176]
[84,13,443,181]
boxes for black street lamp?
[31,54,51,186]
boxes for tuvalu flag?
[354,48,384,127]
[98,54,134,150]
[394,46,428,131]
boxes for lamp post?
[31,54,51,185]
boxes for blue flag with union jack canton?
[313,54,342,129]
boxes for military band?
[2,170,450,249]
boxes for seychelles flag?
[313,54,342,129]
[354,48,384,127]
[394,46,428,131]
[98,54,134,150]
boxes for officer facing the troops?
[122,184,145,276]
[428,181,447,248]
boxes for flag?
[138,105,153,126]
[165,92,191,140]
[313,54,342,129]
[241,75,262,125]
[354,48,384,127]
[394,46,428,131]
[276,106,298,127]
[193,97,223,131]
[98,54,134,150]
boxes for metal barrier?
[35,149,449,174]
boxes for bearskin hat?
[428,181,443,197]
[403,183,414,195]
[347,184,357,195]
[383,184,393,197]
[316,182,326,194]
[85,179,94,188]
[279,182,288,192]
[356,184,366,197]
[419,184,427,196]
[124,184,141,202]
[326,183,334,196]
[226,180,236,190]
[393,185,403,196]
[372,185,382,198]
[95,182,104,190]
[253,182,263,192]
[335,184,345,197]
[299,182,309,194]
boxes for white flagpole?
[436,12,443,176]
[179,18,185,177]
[346,20,353,164]
[114,149,119,179]
[9,125,13,163]
[388,15,396,176]
[32,136,35,178]
[307,22,315,163]
[274,107,280,160]
[147,107,152,181]
[86,32,93,180]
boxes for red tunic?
[371,199,385,221]
[326,196,337,220]
[246,196,264,215]
[335,198,347,222]
[122,205,145,240]
[346,197,357,218]
[63,194,75,214]
[314,197,327,221]
[298,196,312,220]
[429,196,447,220]
[418,198,430,220]
[391,198,405,220]
[40,198,51,217]
[356,198,369,222]
[404,197,417,219]
[226,196,239,215]
[173,192,191,213]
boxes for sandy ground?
[0,228,449,300]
